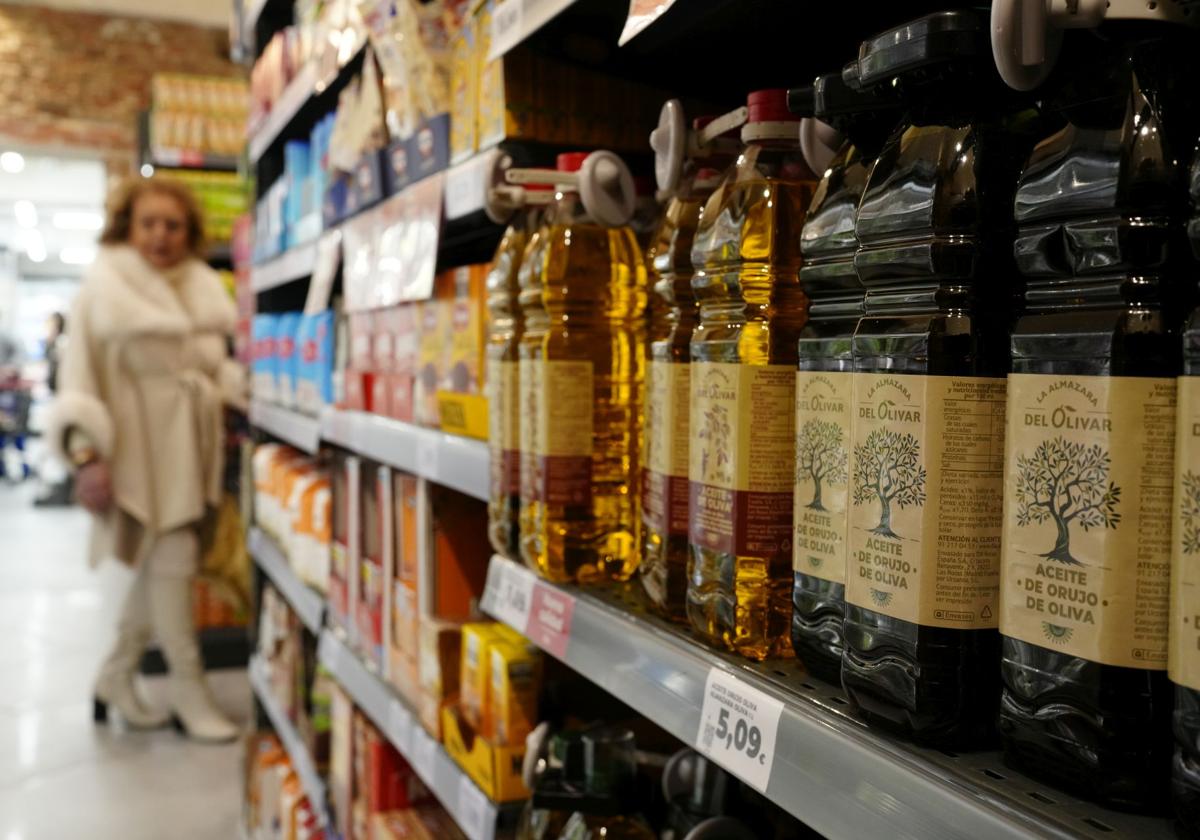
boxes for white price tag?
[487,0,524,62]
[486,559,534,632]
[456,775,491,840]
[444,158,484,220]
[694,667,784,793]
[411,729,438,784]
[304,229,342,314]
[387,698,413,755]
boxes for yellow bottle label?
[846,374,1006,628]
[688,362,795,557]
[793,371,852,584]
[1172,376,1200,689]
[644,359,691,537]
[538,360,594,506]
[1002,373,1174,669]
[518,355,542,504]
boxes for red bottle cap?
[746,89,792,124]
[556,152,589,172]
[526,183,553,191]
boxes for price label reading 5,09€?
[694,667,784,793]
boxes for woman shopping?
[48,176,243,743]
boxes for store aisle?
[0,482,249,840]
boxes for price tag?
[387,698,413,756]
[487,0,524,62]
[486,559,534,632]
[456,775,491,840]
[444,156,486,220]
[410,728,438,784]
[304,229,342,314]
[694,667,784,793]
[525,583,575,658]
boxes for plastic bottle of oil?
[641,131,727,622]
[997,26,1198,809]
[536,152,646,584]
[840,10,1038,749]
[488,198,547,559]
[1173,150,1200,830]
[789,73,896,685]
[518,217,553,571]
[687,89,816,660]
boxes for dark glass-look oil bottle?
[1174,149,1200,833]
[789,74,896,685]
[999,28,1199,812]
[840,10,1037,749]
[641,144,724,623]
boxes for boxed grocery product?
[296,310,335,416]
[441,705,528,802]
[358,719,430,814]
[415,274,453,427]
[357,462,393,669]
[330,452,361,640]
[418,618,462,736]
[489,637,539,746]
[448,14,478,162]
[275,311,302,409]
[294,475,332,592]
[345,310,377,414]
[388,472,421,705]
[475,20,537,149]
[436,263,488,439]
[388,303,420,423]
[330,682,355,840]
[427,484,491,620]
[459,622,502,733]
[251,314,278,402]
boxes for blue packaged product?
[296,311,335,415]
[251,314,278,402]
[275,312,302,408]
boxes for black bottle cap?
[786,85,815,118]
[848,9,987,89]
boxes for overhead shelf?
[251,239,318,292]
[316,631,504,840]
[248,62,318,164]
[322,410,489,501]
[249,655,330,827]
[149,147,239,172]
[480,555,1174,840]
[248,527,325,634]
[249,400,323,454]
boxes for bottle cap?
[556,152,590,172]
[746,89,793,124]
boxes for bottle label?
[1172,376,1200,689]
[643,359,691,536]
[793,371,852,584]
[538,360,594,506]
[518,354,541,504]
[846,374,1006,628]
[486,356,521,498]
[1002,374,1174,669]
[688,362,795,557]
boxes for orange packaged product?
[428,484,490,620]
[418,618,463,737]
[330,453,362,638]
[415,274,453,427]
[436,263,489,439]
[295,475,332,593]
[389,472,421,704]
[357,462,393,669]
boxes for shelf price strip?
[693,668,784,793]
[487,559,575,658]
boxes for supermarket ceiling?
[1,0,227,28]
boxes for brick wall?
[0,4,238,174]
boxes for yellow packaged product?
[437,263,489,439]
[459,622,502,732]
[448,13,477,161]
[488,639,539,746]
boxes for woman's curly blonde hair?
[100,175,207,257]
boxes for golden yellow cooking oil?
[517,219,552,572]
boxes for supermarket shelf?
[249,656,329,826]
[248,526,325,634]
[322,410,489,501]
[248,62,318,164]
[149,147,239,172]
[139,625,249,675]
[489,0,581,61]
[249,400,323,454]
[251,239,318,292]
[316,631,503,840]
[480,555,1175,840]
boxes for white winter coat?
[47,244,242,567]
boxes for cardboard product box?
[365,730,430,813]
[488,638,540,747]
[408,113,451,181]
[475,18,536,149]
[427,483,491,621]
[418,618,463,737]
[458,622,502,734]
[448,14,477,162]
[296,311,335,416]
[294,476,332,593]
[329,452,361,640]
[388,304,420,423]
[357,462,393,669]
[251,314,278,403]
[388,472,421,705]
[385,139,412,196]
[440,705,528,802]
[436,263,488,439]
[415,276,452,428]
[354,148,388,210]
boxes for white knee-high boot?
[94,565,170,728]
[147,528,239,743]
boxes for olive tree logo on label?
[796,418,847,513]
[1013,436,1121,566]
[851,428,926,540]
[1182,470,1200,555]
